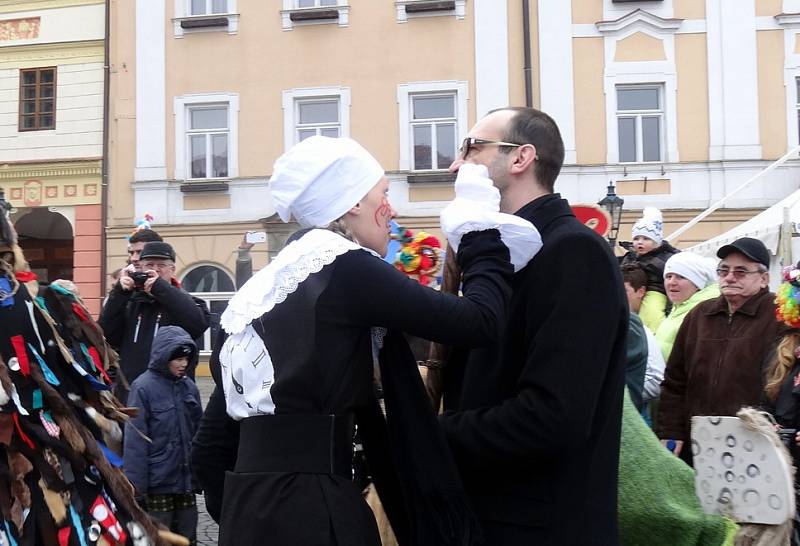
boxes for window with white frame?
[616,85,664,163]
[282,87,350,150]
[397,81,467,172]
[174,93,239,181]
[190,0,227,14]
[188,105,229,179]
[173,0,238,37]
[281,0,349,30]
[295,98,341,142]
[409,93,458,170]
[182,264,235,354]
[296,0,337,6]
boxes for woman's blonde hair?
[326,217,356,243]
[765,331,800,401]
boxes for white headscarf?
[270,136,384,228]
[663,252,717,290]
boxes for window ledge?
[173,13,240,38]
[180,181,230,193]
[407,171,456,184]
[395,0,465,23]
[776,12,800,26]
[281,6,349,30]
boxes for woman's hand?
[660,439,683,456]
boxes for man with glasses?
[100,241,209,399]
[657,237,788,464]
[437,107,628,545]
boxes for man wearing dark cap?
[99,241,209,396]
[657,237,788,464]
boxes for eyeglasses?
[459,137,523,159]
[716,267,764,279]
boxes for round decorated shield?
[571,204,611,237]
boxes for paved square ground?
[196,376,219,546]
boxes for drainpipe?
[522,0,533,108]
[100,0,110,297]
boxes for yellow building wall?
[164,1,477,179]
[756,0,782,17]
[757,30,787,160]
[573,37,606,165]
[0,0,102,12]
[107,0,137,227]
[105,222,270,291]
[674,0,706,19]
[571,0,602,25]
[676,33,710,162]
[615,32,666,62]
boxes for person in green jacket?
[618,389,739,546]
[655,252,720,361]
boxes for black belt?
[235,414,355,479]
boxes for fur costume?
[0,190,181,545]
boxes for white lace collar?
[220,229,366,335]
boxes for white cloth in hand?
[440,163,543,272]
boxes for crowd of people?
[7,104,796,545]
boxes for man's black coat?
[440,194,628,545]
[99,278,210,387]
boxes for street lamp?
[598,181,624,248]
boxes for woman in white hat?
[213,136,541,546]
[655,252,720,362]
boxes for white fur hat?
[270,136,384,228]
[631,207,663,245]
[663,252,717,290]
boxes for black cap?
[716,237,770,268]
[140,241,175,261]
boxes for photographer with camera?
[99,241,210,401]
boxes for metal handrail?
[666,145,800,242]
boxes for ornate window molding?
[395,0,466,23]
[281,0,349,31]
[173,0,239,38]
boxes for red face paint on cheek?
[374,197,391,227]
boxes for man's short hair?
[490,106,565,193]
[129,229,163,245]
[621,264,647,292]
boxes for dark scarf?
[359,330,480,546]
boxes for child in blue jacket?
[124,326,203,545]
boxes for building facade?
[107,0,800,358]
[0,0,106,314]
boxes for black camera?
[130,271,150,289]
[778,427,797,450]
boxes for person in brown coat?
[657,237,789,464]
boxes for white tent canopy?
[687,188,800,287]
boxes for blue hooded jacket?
[123,326,202,496]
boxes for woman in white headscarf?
[655,252,720,362]
[213,136,541,546]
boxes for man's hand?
[660,439,684,456]
[142,270,159,294]
[239,234,255,252]
[118,274,135,292]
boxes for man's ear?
[509,143,537,175]
[636,287,647,298]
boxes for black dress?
[217,229,512,546]
[763,359,800,546]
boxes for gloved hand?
[440,164,542,272]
